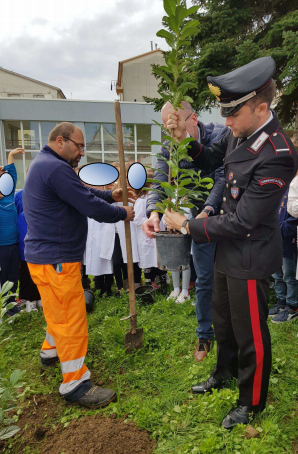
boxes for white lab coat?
[83,218,113,276]
[100,203,139,263]
[134,196,159,268]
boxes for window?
[123,124,134,152]
[136,124,151,152]
[33,94,44,98]
[8,93,20,97]
[40,122,57,147]
[86,152,102,164]
[22,121,40,150]
[4,121,22,149]
[102,124,117,151]
[85,123,102,151]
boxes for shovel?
[114,101,144,352]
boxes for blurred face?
[0,169,4,199]
[224,102,269,138]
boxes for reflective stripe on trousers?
[28,262,90,396]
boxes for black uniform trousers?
[211,268,271,408]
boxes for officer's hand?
[142,212,160,238]
[166,108,187,142]
[123,206,135,222]
[112,187,136,205]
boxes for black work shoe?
[221,404,265,430]
[40,356,59,368]
[192,375,223,394]
[76,385,117,409]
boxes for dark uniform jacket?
[187,113,298,280]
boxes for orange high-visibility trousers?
[28,262,90,397]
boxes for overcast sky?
[0,0,187,100]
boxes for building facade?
[116,50,164,102]
[0,98,223,190]
[0,67,66,99]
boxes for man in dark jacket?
[144,101,228,361]
[163,57,298,428]
[23,122,135,409]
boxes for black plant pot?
[155,231,192,271]
[135,285,154,306]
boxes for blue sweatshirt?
[23,145,127,264]
[0,163,18,246]
[15,190,27,261]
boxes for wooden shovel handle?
[114,101,137,332]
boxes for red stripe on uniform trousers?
[204,217,210,243]
[247,280,264,406]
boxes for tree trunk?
[292,105,298,150]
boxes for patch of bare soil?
[0,394,155,454]
[44,414,155,454]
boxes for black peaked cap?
[207,57,276,117]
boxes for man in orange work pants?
[23,122,135,408]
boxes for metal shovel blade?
[125,328,144,353]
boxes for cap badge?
[228,172,234,180]
[208,83,221,101]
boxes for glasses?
[63,137,85,151]
[185,113,193,121]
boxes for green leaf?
[154,68,175,89]
[186,5,199,17]
[181,27,199,41]
[160,182,174,189]
[183,96,194,103]
[178,137,195,147]
[164,188,176,198]
[178,188,188,197]
[163,0,176,17]
[156,29,175,41]
[179,5,199,22]
[172,91,183,108]
[150,141,164,147]
[173,405,181,413]
[180,203,195,208]
[10,370,24,386]
[1,281,14,296]
[179,179,192,187]
[177,82,197,93]
[0,426,20,440]
[181,19,200,34]
[168,15,179,34]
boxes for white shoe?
[166,274,171,284]
[175,293,190,304]
[167,290,180,301]
[17,299,29,307]
[36,300,43,308]
[191,301,196,307]
[25,301,38,313]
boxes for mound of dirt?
[44,414,155,454]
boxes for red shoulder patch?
[259,178,285,188]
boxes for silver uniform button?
[223,197,226,202]
[220,210,224,215]
[247,234,251,237]
[273,133,277,136]
[233,180,237,184]
[226,183,229,188]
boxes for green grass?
[1,287,298,453]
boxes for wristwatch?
[202,208,213,216]
[180,219,190,235]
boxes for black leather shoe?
[221,404,265,430]
[192,375,223,394]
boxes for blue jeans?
[272,255,298,307]
[192,241,216,340]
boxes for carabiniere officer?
[164,57,298,429]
